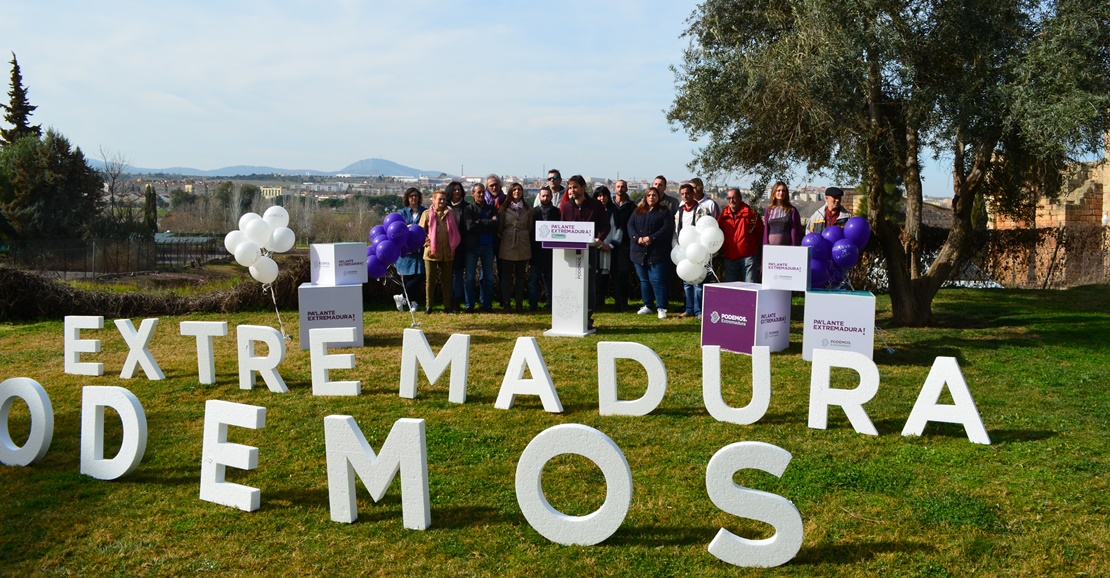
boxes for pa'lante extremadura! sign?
[0,316,991,569]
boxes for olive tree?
[668,0,1110,325]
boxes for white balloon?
[701,227,725,253]
[224,230,246,255]
[693,268,708,285]
[670,244,687,266]
[250,256,279,284]
[238,212,262,230]
[243,218,273,247]
[263,205,290,230]
[267,227,296,253]
[678,227,700,248]
[234,241,261,267]
[677,259,703,283]
[695,215,719,232]
[686,242,710,266]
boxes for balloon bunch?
[801,216,871,289]
[671,216,725,284]
[224,206,297,284]
[366,212,427,278]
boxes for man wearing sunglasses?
[535,169,566,207]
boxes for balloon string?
[263,283,290,340]
[395,269,420,327]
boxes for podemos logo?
[539,224,550,238]
[712,312,748,326]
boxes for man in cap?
[807,186,851,233]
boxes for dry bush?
[0,256,309,322]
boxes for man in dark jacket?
[462,183,498,312]
[612,180,636,311]
[559,175,610,328]
[529,186,560,311]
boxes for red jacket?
[717,203,763,259]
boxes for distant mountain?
[87,158,446,178]
[337,158,440,177]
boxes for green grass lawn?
[0,286,1107,576]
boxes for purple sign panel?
[701,283,760,354]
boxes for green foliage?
[0,129,103,239]
[0,53,41,146]
[144,184,158,234]
[212,181,234,209]
[238,183,260,213]
[971,189,988,230]
[169,188,196,208]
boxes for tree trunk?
[902,126,923,278]
[885,134,995,326]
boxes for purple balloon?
[369,225,386,241]
[366,254,388,279]
[387,221,410,246]
[801,232,832,262]
[383,213,405,227]
[404,234,423,254]
[809,258,831,289]
[406,225,427,251]
[821,224,845,244]
[831,238,860,269]
[844,216,871,250]
[374,239,400,265]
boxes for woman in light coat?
[497,182,533,313]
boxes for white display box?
[701,282,791,354]
[298,283,364,350]
[802,290,875,361]
[310,243,368,286]
[762,245,810,291]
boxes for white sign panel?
[762,246,810,291]
[535,222,594,249]
[802,290,875,361]
[298,283,364,350]
[311,243,369,286]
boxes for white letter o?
[515,423,631,545]
[0,378,54,466]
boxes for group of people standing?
[392,171,851,324]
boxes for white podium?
[545,248,594,337]
[536,221,595,337]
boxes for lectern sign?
[537,222,594,249]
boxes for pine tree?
[1,53,42,146]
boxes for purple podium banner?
[701,282,791,355]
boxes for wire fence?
[2,237,226,279]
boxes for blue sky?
[2,0,955,196]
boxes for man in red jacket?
[717,188,764,282]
